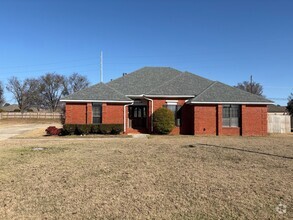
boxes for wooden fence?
[268,113,291,133]
[0,112,62,120]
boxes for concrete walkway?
[130,134,150,138]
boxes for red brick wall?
[241,105,268,136]
[194,105,217,135]
[152,98,186,112]
[222,127,241,135]
[65,102,268,136]
[86,103,93,124]
[151,98,187,135]
[102,103,124,124]
[194,104,267,136]
[65,102,124,125]
[65,103,87,124]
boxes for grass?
[0,135,292,219]
[0,118,62,126]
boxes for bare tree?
[0,81,4,106]
[39,73,67,112]
[65,72,90,95]
[6,77,37,112]
[287,93,293,116]
[235,77,264,96]
[27,78,44,111]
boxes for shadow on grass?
[186,143,293,160]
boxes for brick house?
[61,67,273,136]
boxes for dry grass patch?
[0,136,292,219]
[0,118,61,127]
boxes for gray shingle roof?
[268,105,288,113]
[107,67,182,95]
[190,82,273,103]
[62,83,132,102]
[147,71,213,95]
[62,67,273,104]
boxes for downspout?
[144,96,154,132]
[123,102,133,133]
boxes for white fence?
[268,113,291,133]
[0,112,62,120]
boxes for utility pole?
[100,51,103,83]
[250,75,253,93]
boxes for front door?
[129,106,147,129]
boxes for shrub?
[45,126,62,136]
[62,124,123,135]
[13,109,21,112]
[153,107,175,134]
[110,124,123,134]
[63,124,76,135]
[99,124,113,134]
[27,109,34,112]
[76,124,91,135]
[91,124,101,134]
[99,124,123,134]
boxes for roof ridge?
[103,82,130,98]
[146,72,184,94]
[107,66,181,85]
[183,71,213,82]
[192,81,217,100]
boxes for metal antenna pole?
[100,51,103,83]
[250,75,253,93]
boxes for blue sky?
[0,0,292,105]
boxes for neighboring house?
[268,105,288,115]
[268,105,291,133]
[61,67,273,136]
[0,104,40,112]
[0,104,20,112]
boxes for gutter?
[60,99,133,103]
[188,101,273,105]
[144,96,154,132]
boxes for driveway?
[0,124,52,140]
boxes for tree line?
[0,73,89,112]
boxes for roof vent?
[123,73,127,76]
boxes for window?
[129,106,147,118]
[222,105,240,127]
[164,103,182,127]
[93,103,102,124]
